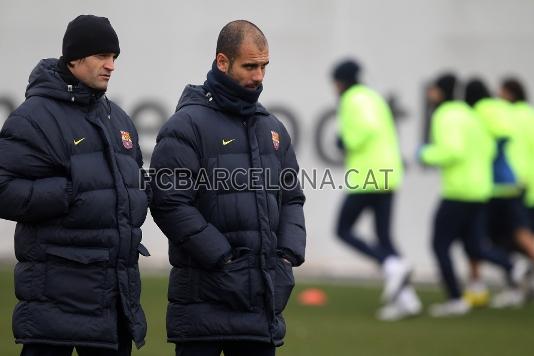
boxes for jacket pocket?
[168,266,199,304]
[200,254,252,311]
[45,246,109,315]
[14,262,46,301]
[274,257,295,314]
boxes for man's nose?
[252,68,264,82]
[104,58,115,71]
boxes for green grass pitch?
[1,267,533,356]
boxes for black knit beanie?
[332,59,361,85]
[62,15,120,61]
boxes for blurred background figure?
[332,59,421,321]
[419,74,513,317]
[499,78,534,297]
[465,78,534,309]
[499,78,534,228]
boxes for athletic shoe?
[463,281,490,308]
[381,256,412,302]
[377,286,422,321]
[429,299,470,317]
[377,303,415,321]
[490,288,526,309]
[511,259,531,287]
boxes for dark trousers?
[175,341,276,356]
[488,197,531,251]
[432,200,513,299]
[20,305,132,356]
[336,192,398,263]
[529,207,534,231]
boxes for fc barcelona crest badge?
[120,130,133,149]
[271,130,280,150]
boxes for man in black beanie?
[59,14,120,91]
[0,15,149,355]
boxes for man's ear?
[67,59,82,68]
[216,53,230,74]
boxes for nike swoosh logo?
[222,139,235,146]
[73,138,85,145]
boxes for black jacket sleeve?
[276,124,306,266]
[0,115,70,223]
[150,114,232,268]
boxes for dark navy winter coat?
[150,68,306,346]
[0,59,149,349]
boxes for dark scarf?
[205,60,262,117]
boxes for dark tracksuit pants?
[488,196,531,252]
[336,192,399,264]
[432,200,513,299]
[175,341,275,356]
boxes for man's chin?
[90,82,109,91]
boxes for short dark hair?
[465,78,491,107]
[433,73,458,102]
[332,59,361,86]
[501,77,527,102]
[216,20,268,61]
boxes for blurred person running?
[332,59,421,321]
[499,77,534,298]
[419,74,517,317]
[499,78,534,229]
[465,78,534,309]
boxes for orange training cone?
[297,288,327,306]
